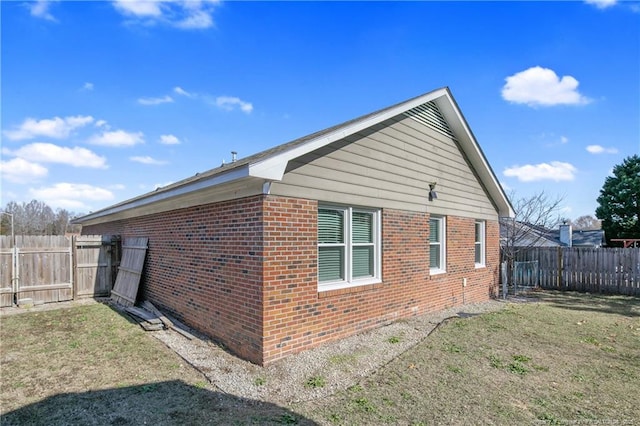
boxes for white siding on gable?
[271,111,499,220]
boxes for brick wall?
[83,196,266,364]
[84,195,500,366]
[260,199,500,364]
[261,197,318,364]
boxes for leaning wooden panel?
[111,237,148,306]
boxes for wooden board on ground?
[111,237,148,307]
[125,306,163,324]
[140,299,195,340]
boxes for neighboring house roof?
[500,221,559,247]
[556,229,606,248]
[501,221,606,248]
[75,87,515,225]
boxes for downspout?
[262,181,272,195]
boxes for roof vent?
[231,151,237,163]
[403,101,455,139]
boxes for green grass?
[2,292,639,425]
[300,291,640,425]
[0,302,311,425]
[304,376,326,389]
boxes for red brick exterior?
[83,195,500,365]
[83,196,266,364]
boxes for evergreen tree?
[595,155,640,245]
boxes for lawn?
[298,291,640,425]
[0,302,309,425]
[1,292,639,425]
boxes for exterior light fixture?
[428,182,438,201]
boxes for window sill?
[475,263,486,269]
[429,269,446,276]
[318,279,384,298]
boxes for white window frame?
[475,220,486,268]
[318,205,382,291]
[429,216,446,275]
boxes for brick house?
[76,87,514,365]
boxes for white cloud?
[0,158,48,183]
[3,115,94,141]
[501,66,591,107]
[159,134,180,145]
[130,156,168,165]
[172,87,255,114]
[137,95,174,105]
[215,96,254,114]
[29,0,57,21]
[174,86,194,97]
[175,9,212,29]
[560,136,569,144]
[586,144,618,154]
[95,119,109,128]
[585,0,617,9]
[82,82,94,91]
[503,161,577,182]
[6,143,107,169]
[29,183,115,210]
[112,0,219,29]
[112,0,163,17]
[89,130,144,147]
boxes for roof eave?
[435,90,515,218]
[73,164,252,224]
[248,88,453,181]
[76,87,515,224]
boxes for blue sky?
[1,0,639,220]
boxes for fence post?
[12,246,19,305]
[72,235,77,300]
[501,261,507,299]
[556,247,562,289]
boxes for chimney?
[231,151,237,163]
[559,224,572,247]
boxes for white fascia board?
[76,164,251,223]
[248,89,450,180]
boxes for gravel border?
[151,299,512,405]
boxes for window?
[318,205,381,291]
[429,216,445,274]
[475,220,485,267]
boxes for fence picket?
[0,235,119,307]
[506,247,640,296]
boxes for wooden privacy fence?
[508,247,640,296]
[0,235,120,307]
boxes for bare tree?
[500,191,564,289]
[1,200,83,235]
[570,215,601,230]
